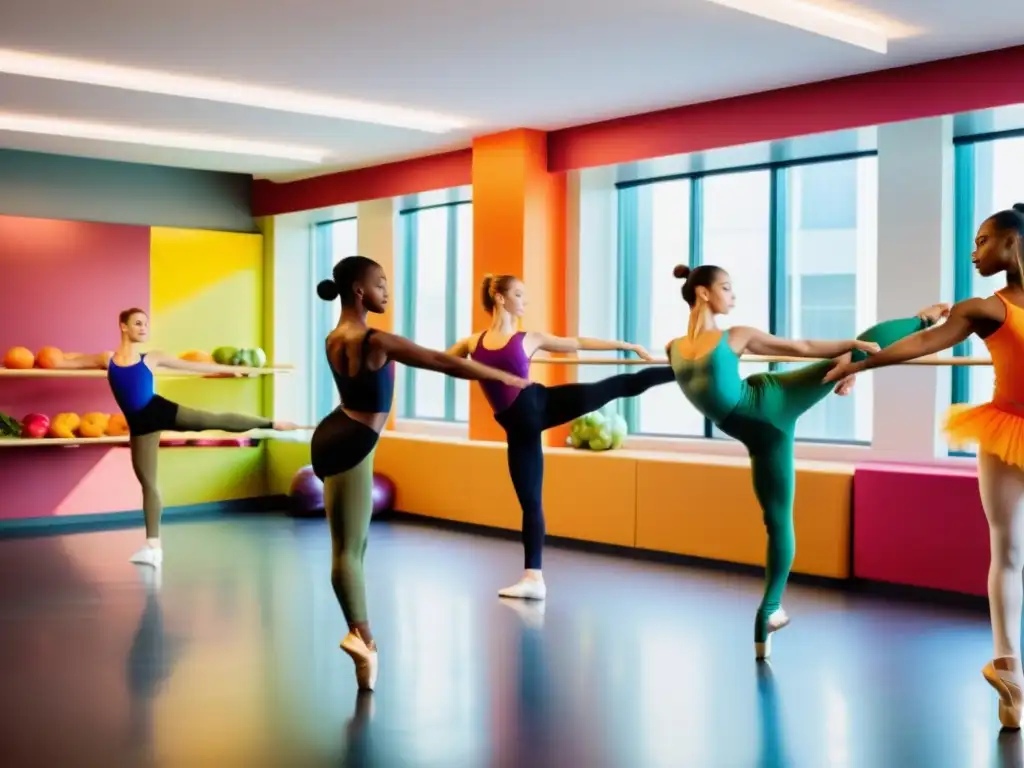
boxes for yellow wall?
[266,433,854,578]
[150,227,268,504]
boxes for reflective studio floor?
[0,515,1021,768]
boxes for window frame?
[615,150,877,445]
[312,216,357,422]
[398,200,472,423]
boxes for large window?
[312,217,358,420]
[951,134,1024,449]
[398,202,473,421]
[615,155,877,444]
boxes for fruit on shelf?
[3,347,35,369]
[106,414,129,437]
[0,411,21,438]
[49,413,81,439]
[230,348,267,368]
[35,346,64,369]
[22,413,50,439]
[78,413,110,438]
[180,350,214,363]
[212,346,238,365]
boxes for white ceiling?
[0,0,1020,179]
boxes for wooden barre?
[530,355,993,366]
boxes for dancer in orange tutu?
[827,203,1024,730]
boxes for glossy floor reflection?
[0,515,1021,767]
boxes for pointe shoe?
[129,546,163,568]
[983,658,1024,729]
[341,631,379,691]
[755,609,791,660]
[497,577,547,601]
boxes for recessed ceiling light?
[704,0,889,53]
[0,113,330,163]
[0,48,472,133]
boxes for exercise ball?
[372,474,396,516]
[288,465,324,517]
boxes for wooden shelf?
[0,365,293,379]
[0,429,296,448]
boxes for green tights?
[717,317,928,643]
[129,405,272,538]
[324,447,377,635]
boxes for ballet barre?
[530,355,994,366]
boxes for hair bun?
[316,279,340,301]
[673,264,691,280]
[1013,203,1024,215]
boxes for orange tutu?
[945,402,1024,469]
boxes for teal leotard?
[670,316,928,643]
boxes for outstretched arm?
[529,332,655,362]
[737,328,878,359]
[146,351,264,376]
[374,333,528,387]
[54,352,112,370]
[845,301,978,374]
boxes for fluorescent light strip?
[0,113,330,163]
[704,0,888,53]
[0,49,471,133]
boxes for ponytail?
[481,273,518,313]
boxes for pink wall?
[0,215,150,519]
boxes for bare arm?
[846,301,979,374]
[445,336,472,358]
[145,350,264,376]
[530,332,654,361]
[374,333,528,386]
[737,328,876,359]
[54,352,112,370]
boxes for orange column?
[469,129,568,445]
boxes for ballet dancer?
[53,307,297,567]
[312,256,528,691]
[447,273,675,601]
[826,204,1024,728]
[666,263,947,660]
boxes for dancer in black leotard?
[312,256,527,691]
[54,307,298,567]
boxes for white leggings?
[979,450,1024,660]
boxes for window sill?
[392,418,469,439]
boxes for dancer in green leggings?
[666,264,949,660]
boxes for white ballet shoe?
[983,657,1024,729]
[755,609,791,660]
[341,631,378,691]
[129,546,163,568]
[497,576,547,601]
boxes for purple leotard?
[469,331,530,413]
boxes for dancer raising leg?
[312,257,528,691]
[447,274,675,601]
[827,204,1024,729]
[666,263,947,660]
[55,307,297,567]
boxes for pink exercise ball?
[371,474,396,516]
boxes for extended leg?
[540,366,676,429]
[129,432,164,567]
[500,430,548,600]
[749,433,796,659]
[978,450,1024,728]
[173,404,272,433]
[325,448,379,690]
[767,316,931,424]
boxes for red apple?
[21,413,50,439]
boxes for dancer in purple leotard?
[448,273,675,600]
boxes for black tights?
[496,367,675,569]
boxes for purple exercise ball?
[288,465,324,516]
[287,465,396,517]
